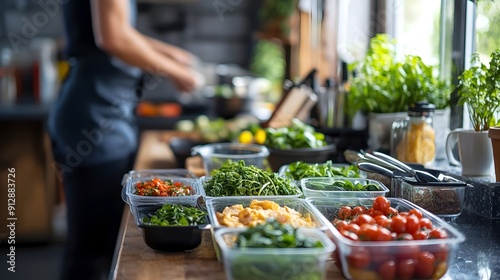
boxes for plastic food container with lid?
[121,169,203,221]
[307,197,465,280]
[215,227,335,280]
[301,177,389,198]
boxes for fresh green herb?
[285,160,361,180]
[142,204,206,226]
[347,34,452,115]
[264,119,327,149]
[204,160,300,197]
[229,219,325,280]
[457,49,500,131]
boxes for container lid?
[408,101,436,113]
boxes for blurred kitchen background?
[1,0,499,279]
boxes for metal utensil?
[356,162,415,182]
[371,151,440,183]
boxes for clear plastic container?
[278,162,365,181]
[191,143,269,175]
[215,227,335,280]
[121,170,203,221]
[391,101,436,167]
[301,177,389,198]
[307,197,465,280]
[206,197,328,230]
[198,176,303,200]
[399,178,467,220]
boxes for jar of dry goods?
[391,101,436,166]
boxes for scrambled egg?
[215,199,317,228]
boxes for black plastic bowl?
[168,137,205,168]
[137,204,208,252]
[267,143,336,172]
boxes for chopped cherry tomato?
[135,178,193,197]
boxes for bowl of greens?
[215,219,335,280]
[136,203,208,252]
[300,177,389,198]
[264,119,336,172]
[199,160,302,200]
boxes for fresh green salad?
[230,219,325,280]
[285,160,362,180]
[264,119,327,149]
[141,204,206,226]
[204,160,300,197]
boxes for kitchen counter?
[110,131,500,280]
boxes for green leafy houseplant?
[457,49,500,131]
[347,34,452,116]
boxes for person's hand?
[169,64,204,93]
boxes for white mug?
[445,129,493,176]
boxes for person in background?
[48,0,202,279]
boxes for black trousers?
[57,153,136,280]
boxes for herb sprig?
[142,204,206,226]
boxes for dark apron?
[48,52,143,166]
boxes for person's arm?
[90,0,197,92]
[145,37,195,66]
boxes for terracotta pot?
[488,127,500,182]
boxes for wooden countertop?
[111,130,345,280]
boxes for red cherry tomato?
[405,215,420,234]
[333,219,348,231]
[373,196,391,213]
[378,260,396,280]
[409,208,423,219]
[344,223,361,235]
[340,230,359,241]
[415,251,436,279]
[386,207,399,217]
[390,215,407,234]
[338,206,353,220]
[352,206,367,217]
[412,230,428,240]
[429,228,448,239]
[354,214,376,226]
[347,250,371,269]
[419,218,433,230]
[397,258,416,280]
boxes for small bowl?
[301,177,389,198]
[191,143,269,175]
[267,143,336,172]
[136,204,208,252]
[215,227,335,280]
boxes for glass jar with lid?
[391,101,436,166]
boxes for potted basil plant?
[456,49,500,179]
[347,34,452,152]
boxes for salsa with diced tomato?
[135,178,193,196]
[331,196,450,280]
